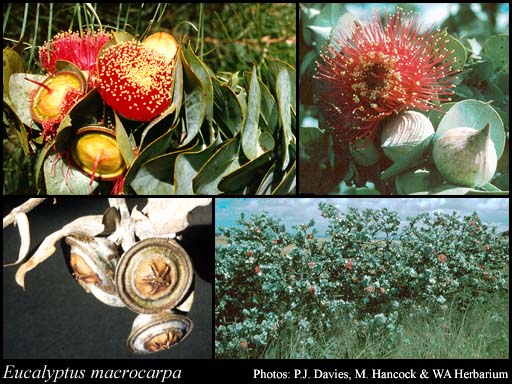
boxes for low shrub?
[215,203,508,358]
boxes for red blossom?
[39,31,111,87]
[316,7,458,143]
[97,41,174,121]
[365,285,376,293]
[346,258,353,271]
[246,250,254,257]
[255,265,261,274]
[307,262,315,269]
[309,285,316,297]
[437,254,447,263]
[240,341,248,350]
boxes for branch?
[3,198,46,228]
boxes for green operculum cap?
[381,111,434,162]
[433,124,497,188]
[71,126,126,180]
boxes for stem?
[3,198,46,229]
[20,3,29,41]
[27,3,41,72]
[198,3,204,59]
[116,3,122,31]
[3,3,12,36]
[47,3,54,64]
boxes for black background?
[2,197,212,359]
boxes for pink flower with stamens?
[316,8,458,144]
[39,31,111,86]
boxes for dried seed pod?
[433,124,497,187]
[65,234,125,307]
[127,312,193,354]
[70,126,126,180]
[115,238,193,314]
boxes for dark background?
[2,197,212,359]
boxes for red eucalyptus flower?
[39,31,110,87]
[97,41,174,121]
[316,8,458,143]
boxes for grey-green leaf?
[241,66,263,160]
[44,152,98,194]
[193,135,242,194]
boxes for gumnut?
[433,124,497,187]
[381,111,434,162]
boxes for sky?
[215,198,509,235]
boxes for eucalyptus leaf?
[124,125,179,191]
[193,135,242,194]
[478,183,502,192]
[435,99,505,158]
[276,69,293,170]
[492,173,509,191]
[3,48,24,99]
[181,49,206,146]
[35,142,54,191]
[114,112,135,167]
[483,34,509,72]
[9,73,45,128]
[241,66,263,160]
[258,78,278,135]
[299,50,318,77]
[219,151,273,194]
[174,136,221,195]
[411,183,508,195]
[172,50,184,127]
[213,78,243,137]
[43,152,99,194]
[130,153,181,195]
[272,160,296,195]
[183,44,214,126]
[432,31,466,73]
[256,163,276,195]
[267,59,296,113]
[395,169,444,195]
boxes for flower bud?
[433,124,497,187]
[381,111,434,162]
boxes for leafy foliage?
[299,3,509,195]
[215,203,509,358]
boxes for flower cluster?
[316,8,458,144]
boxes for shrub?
[215,203,509,358]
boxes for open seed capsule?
[128,312,193,354]
[65,234,125,307]
[115,238,193,314]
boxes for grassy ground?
[261,291,509,359]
